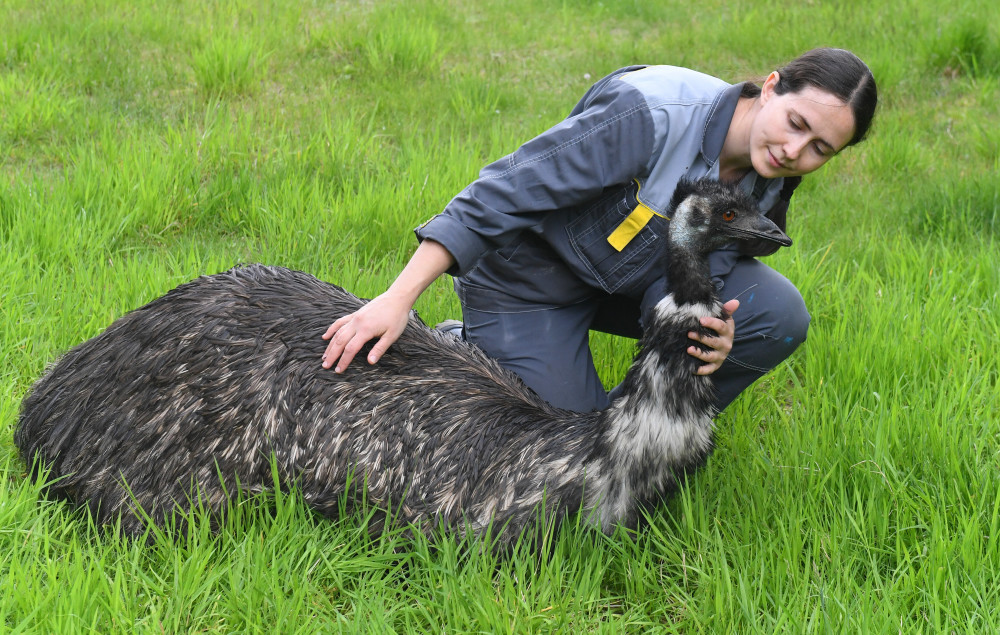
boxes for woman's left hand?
[687,298,739,376]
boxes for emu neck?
[666,243,716,308]
[585,230,723,527]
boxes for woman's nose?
[786,133,816,161]
[784,137,806,161]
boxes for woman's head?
[741,48,878,146]
[772,48,878,147]
[740,48,878,178]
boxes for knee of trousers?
[726,277,810,373]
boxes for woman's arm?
[415,71,658,278]
[323,72,657,372]
[321,239,454,373]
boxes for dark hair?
[740,48,878,147]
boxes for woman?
[321,48,878,413]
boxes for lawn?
[2,0,998,631]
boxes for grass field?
[2,0,998,631]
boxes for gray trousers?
[453,251,809,413]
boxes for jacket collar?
[701,82,747,166]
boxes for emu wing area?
[16,265,596,539]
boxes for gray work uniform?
[415,65,810,412]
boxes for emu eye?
[722,210,736,222]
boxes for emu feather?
[15,178,791,546]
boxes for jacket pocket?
[566,182,665,295]
[496,233,523,261]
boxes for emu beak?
[731,213,793,247]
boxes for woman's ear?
[761,71,781,102]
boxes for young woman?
[321,47,878,413]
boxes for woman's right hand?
[321,291,413,373]
[321,238,456,373]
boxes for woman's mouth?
[768,149,786,170]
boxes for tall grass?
[2,0,998,631]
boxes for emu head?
[667,179,792,254]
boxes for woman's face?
[749,72,856,178]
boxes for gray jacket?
[415,65,799,307]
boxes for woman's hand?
[321,239,455,373]
[687,298,739,376]
[321,291,413,373]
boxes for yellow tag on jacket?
[607,203,664,251]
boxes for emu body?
[15,179,791,545]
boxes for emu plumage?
[15,178,791,545]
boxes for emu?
[15,179,791,546]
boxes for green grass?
[2,0,998,631]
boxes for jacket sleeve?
[415,71,658,276]
[739,176,802,257]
